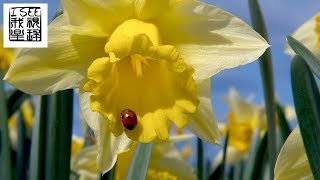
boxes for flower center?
[83,19,199,142]
[315,14,320,48]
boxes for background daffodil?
[71,135,196,180]
[286,13,320,57]
[5,0,268,172]
[274,127,313,180]
[213,88,266,166]
[0,27,16,71]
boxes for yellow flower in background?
[213,88,266,166]
[71,135,196,180]
[286,13,320,57]
[274,127,313,180]
[8,100,34,150]
[5,0,268,172]
[71,136,85,158]
[181,144,193,160]
[0,27,15,71]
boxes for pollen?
[131,54,151,77]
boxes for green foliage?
[0,71,13,180]
[291,55,320,179]
[248,0,277,178]
[126,143,153,180]
[287,36,320,79]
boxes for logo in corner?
[3,3,48,48]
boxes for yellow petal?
[285,13,320,58]
[274,127,313,180]
[20,100,34,130]
[104,19,162,59]
[226,112,253,153]
[187,79,221,144]
[71,136,84,158]
[5,16,107,95]
[224,88,266,153]
[0,27,15,71]
[134,0,170,20]
[61,0,133,37]
[158,0,269,80]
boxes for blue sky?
[209,0,320,121]
[1,0,320,133]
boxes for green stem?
[0,70,13,180]
[248,0,277,178]
[16,111,27,180]
[291,56,320,179]
[126,143,153,180]
[56,89,73,179]
[29,95,50,180]
[221,131,229,180]
[44,90,73,180]
[197,138,204,180]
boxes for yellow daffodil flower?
[71,136,85,158]
[181,144,193,160]
[5,0,268,172]
[0,27,15,71]
[71,135,196,180]
[286,13,320,57]
[214,88,266,166]
[274,127,313,180]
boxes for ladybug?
[120,109,138,130]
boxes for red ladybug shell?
[120,109,138,130]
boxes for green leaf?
[0,70,13,180]
[291,55,320,179]
[6,90,30,118]
[16,111,28,180]
[276,104,291,151]
[248,0,277,178]
[287,36,320,79]
[29,95,50,180]
[44,90,73,180]
[197,138,204,180]
[126,143,153,180]
[56,89,73,179]
[233,159,245,180]
[243,130,268,179]
[221,132,229,180]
